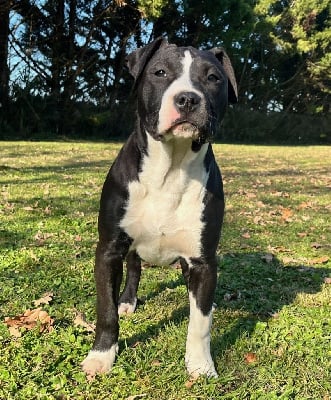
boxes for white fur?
[185,292,217,378]
[158,51,203,135]
[81,344,118,376]
[118,299,137,315]
[120,135,209,266]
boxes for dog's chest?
[120,137,209,265]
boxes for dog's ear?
[126,37,167,84]
[209,47,238,104]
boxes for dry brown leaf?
[244,352,258,364]
[73,312,95,332]
[184,378,197,389]
[241,232,251,239]
[4,308,54,335]
[253,216,264,225]
[33,291,54,307]
[298,201,313,210]
[297,232,308,238]
[126,395,147,400]
[8,326,22,338]
[280,208,293,222]
[246,192,257,198]
[268,245,292,253]
[324,277,331,284]
[309,256,329,265]
[282,257,298,264]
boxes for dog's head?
[126,37,238,147]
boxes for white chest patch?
[120,135,209,265]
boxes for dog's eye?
[207,74,220,82]
[155,69,167,77]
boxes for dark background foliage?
[0,0,330,143]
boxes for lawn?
[0,141,330,400]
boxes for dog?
[81,37,237,378]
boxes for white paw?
[81,344,118,376]
[118,298,137,315]
[185,354,218,379]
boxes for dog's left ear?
[126,37,167,85]
[209,48,238,104]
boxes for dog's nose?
[175,92,201,112]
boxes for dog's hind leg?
[118,251,141,315]
[81,242,123,376]
[184,258,218,378]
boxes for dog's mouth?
[167,119,200,138]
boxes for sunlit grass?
[0,141,330,399]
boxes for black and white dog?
[82,37,237,378]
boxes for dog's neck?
[141,132,209,191]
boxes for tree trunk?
[50,0,65,135]
[62,0,77,134]
[0,0,10,117]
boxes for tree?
[0,0,10,116]
[254,0,331,114]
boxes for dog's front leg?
[81,242,123,376]
[184,259,218,378]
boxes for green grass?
[0,141,330,400]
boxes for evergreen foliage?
[0,0,330,142]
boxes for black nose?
[174,92,201,112]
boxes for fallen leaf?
[34,231,54,245]
[33,291,54,306]
[268,245,292,253]
[324,277,331,284]
[244,352,258,364]
[298,201,313,210]
[8,326,22,338]
[131,341,142,348]
[253,216,264,225]
[282,256,298,264]
[126,395,147,400]
[4,308,54,336]
[309,256,329,265]
[271,191,289,197]
[224,291,241,301]
[297,232,308,238]
[241,232,251,239]
[280,208,293,222]
[298,266,314,272]
[73,312,95,332]
[261,253,273,263]
[311,242,322,249]
[184,378,198,389]
[245,192,256,199]
[151,359,161,367]
[44,206,52,214]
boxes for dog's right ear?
[126,37,167,85]
[209,47,238,104]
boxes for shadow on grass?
[117,252,330,359]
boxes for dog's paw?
[118,298,137,315]
[81,344,118,376]
[186,360,218,379]
[185,352,218,379]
